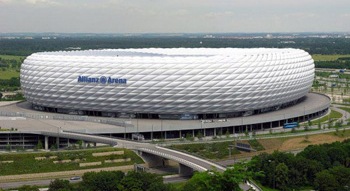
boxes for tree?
[120,171,166,191]
[318,121,321,130]
[36,140,43,150]
[308,120,312,127]
[328,166,350,188]
[48,179,72,191]
[81,171,124,191]
[275,163,289,191]
[314,171,338,191]
[182,171,220,191]
[186,133,194,141]
[77,140,83,149]
[18,185,39,191]
[183,163,258,191]
[291,127,296,133]
[196,131,203,140]
[299,145,331,168]
[225,130,230,138]
[252,130,256,137]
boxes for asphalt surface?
[0,178,79,189]
[0,176,189,189]
[0,95,344,191]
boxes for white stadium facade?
[18,48,330,139]
[21,48,314,118]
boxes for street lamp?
[228,144,234,159]
[151,125,153,141]
[124,121,126,139]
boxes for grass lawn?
[169,141,241,159]
[311,109,342,125]
[312,54,350,61]
[0,147,143,176]
[0,69,20,79]
[168,182,186,190]
[338,106,350,113]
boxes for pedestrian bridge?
[34,130,226,175]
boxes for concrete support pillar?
[56,137,59,149]
[82,140,86,148]
[94,142,97,147]
[179,163,194,177]
[164,131,167,139]
[45,136,49,150]
[192,130,195,137]
[214,128,216,137]
[270,122,272,128]
[203,129,206,137]
[67,138,70,147]
[179,130,182,138]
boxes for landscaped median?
[0,147,143,179]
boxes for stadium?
[21,48,315,120]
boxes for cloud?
[1,0,350,33]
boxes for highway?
[0,176,189,189]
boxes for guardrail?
[246,179,263,191]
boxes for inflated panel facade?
[20,48,314,114]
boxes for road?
[0,176,189,189]
[3,101,350,190]
[0,178,79,190]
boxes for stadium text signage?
[77,76,127,84]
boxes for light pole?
[151,125,153,141]
[137,118,139,134]
[57,126,61,149]
[161,120,163,139]
[124,121,126,139]
[228,144,234,159]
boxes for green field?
[311,109,342,125]
[169,141,242,159]
[0,69,19,79]
[0,55,23,80]
[312,54,350,61]
[0,55,25,62]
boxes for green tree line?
[249,139,350,191]
[1,37,350,56]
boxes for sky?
[0,0,350,33]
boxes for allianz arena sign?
[77,75,127,84]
